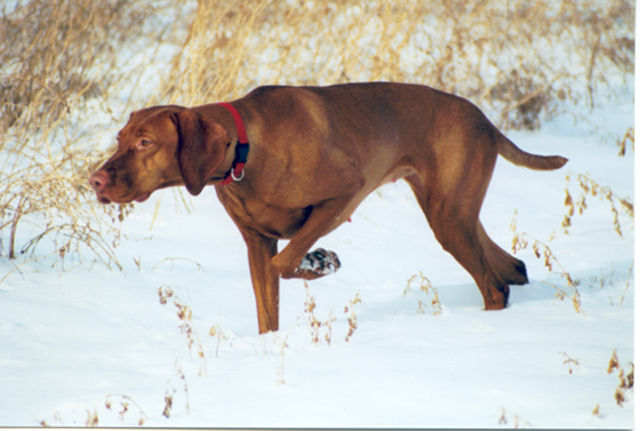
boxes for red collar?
[217,102,249,185]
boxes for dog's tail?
[497,132,568,171]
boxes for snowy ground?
[0,94,635,428]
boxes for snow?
[0,95,635,427]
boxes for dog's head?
[89,106,232,204]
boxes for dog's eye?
[139,139,152,148]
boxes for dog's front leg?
[271,194,355,280]
[241,229,280,334]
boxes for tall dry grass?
[156,0,634,129]
[0,0,179,267]
[0,0,634,269]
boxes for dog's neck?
[211,103,250,185]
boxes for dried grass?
[404,271,442,316]
[0,0,178,267]
[155,0,634,128]
[562,172,634,238]
[510,211,585,314]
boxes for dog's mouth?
[97,195,112,204]
[95,191,151,205]
[135,193,151,203]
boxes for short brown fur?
[90,82,567,334]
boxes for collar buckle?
[217,103,250,186]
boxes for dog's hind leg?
[477,221,528,286]
[405,174,511,310]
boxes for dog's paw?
[292,248,341,280]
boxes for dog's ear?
[173,110,230,196]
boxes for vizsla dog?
[89,82,567,334]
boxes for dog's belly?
[319,164,418,237]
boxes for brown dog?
[89,82,567,334]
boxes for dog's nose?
[89,171,108,192]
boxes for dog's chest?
[216,187,310,239]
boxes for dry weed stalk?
[344,291,362,342]
[208,324,229,358]
[607,349,621,374]
[607,349,634,407]
[152,257,204,271]
[158,285,207,376]
[84,394,146,427]
[275,326,296,385]
[619,261,633,306]
[323,309,337,347]
[302,281,337,346]
[617,127,635,157]
[273,315,301,385]
[303,281,322,345]
[558,352,580,374]
[404,271,442,316]
[593,261,636,307]
[510,215,583,314]
[562,172,634,237]
[498,408,533,428]
[163,366,190,418]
